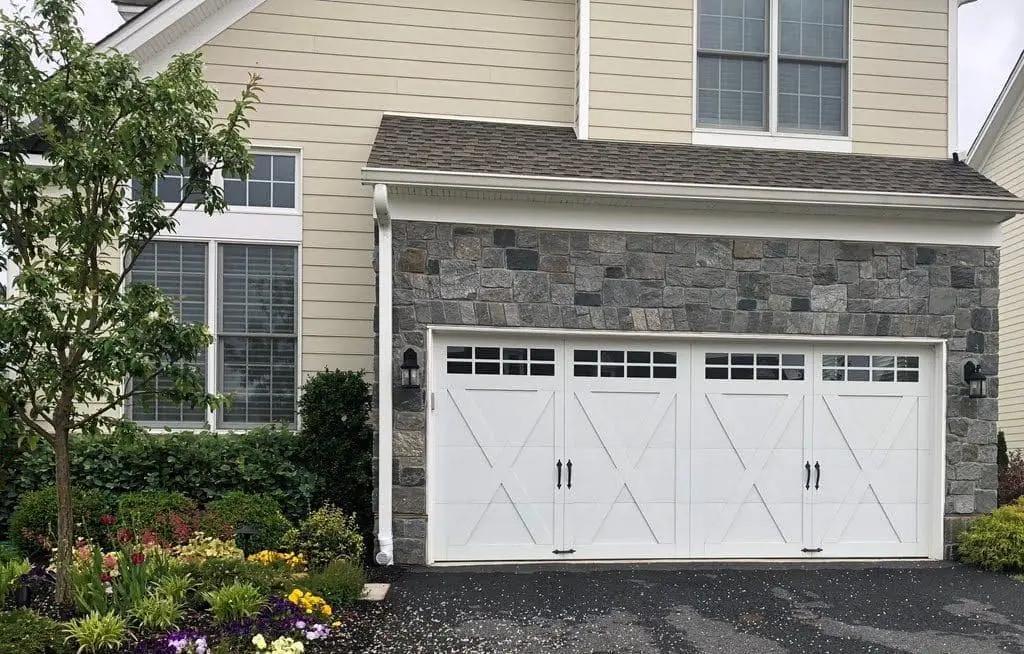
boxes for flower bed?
[0,502,367,653]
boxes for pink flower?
[100,573,111,583]
[103,555,117,569]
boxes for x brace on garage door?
[429,333,940,562]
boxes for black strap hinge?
[552,549,576,555]
[801,547,823,553]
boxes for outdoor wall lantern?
[401,348,421,389]
[964,361,988,399]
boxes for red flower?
[116,528,134,544]
[131,552,146,565]
[100,573,111,583]
[100,514,116,526]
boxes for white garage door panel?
[564,380,683,557]
[430,335,941,562]
[690,347,812,558]
[434,342,563,561]
[809,349,935,558]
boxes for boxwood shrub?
[0,424,315,534]
[204,492,292,555]
[8,486,108,558]
[957,498,1024,572]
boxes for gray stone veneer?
[385,221,1000,564]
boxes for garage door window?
[574,349,677,379]
[705,353,805,380]
[447,346,555,376]
[822,354,920,382]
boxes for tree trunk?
[53,428,74,606]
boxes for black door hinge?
[801,547,823,553]
[552,549,576,555]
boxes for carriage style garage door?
[430,334,939,562]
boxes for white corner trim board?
[576,0,591,140]
[373,184,395,566]
[948,0,959,156]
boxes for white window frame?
[130,144,304,432]
[155,145,303,218]
[692,0,854,153]
[132,235,303,431]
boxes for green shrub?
[998,431,1010,474]
[177,558,294,596]
[0,609,69,654]
[63,612,128,654]
[302,559,366,607]
[283,505,364,570]
[0,558,30,604]
[299,370,373,542]
[205,492,291,554]
[8,486,108,558]
[0,423,315,534]
[202,582,265,624]
[130,594,181,631]
[116,491,197,540]
[958,499,1024,571]
[0,541,19,563]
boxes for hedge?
[0,423,316,533]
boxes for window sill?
[692,129,853,153]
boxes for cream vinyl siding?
[585,0,947,154]
[200,0,575,377]
[850,1,948,157]
[588,0,693,143]
[977,92,1024,449]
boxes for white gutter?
[373,184,394,566]
[361,168,1024,217]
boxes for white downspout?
[373,183,394,566]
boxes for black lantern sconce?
[401,348,421,389]
[964,361,988,399]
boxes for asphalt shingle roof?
[366,115,1014,199]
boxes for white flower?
[252,634,267,650]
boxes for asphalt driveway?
[336,563,1024,653]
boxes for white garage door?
[430,334,939,562]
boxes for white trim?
[428,325,946,346]
[576,0,591,140]
[374,184,395,566]
[933,342,949,560]
[384,190,1002,247]
[967,49,1024,167]
[425,327,437,565]
[382,112,571,129]
[25,154,51,168]
[222,146,303,217]
[691,0,853,148]
[363,168,1024,217]
[692,129,853,153]
[948,0,959,156]
[422,326,947,563]
[100,0,267,76]
[171,211,301,243]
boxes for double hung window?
[697,0,848,135]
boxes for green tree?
[0,0,260,604]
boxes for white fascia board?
[967,49,1024,167]
[99,0,266,76]
[383,190,1002,247]
[361,167,1024,217]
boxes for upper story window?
[224,153,297,209]
[132,155,203,204]
[697,0,848,136]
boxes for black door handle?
[556,459,562,489]
[814,461,821,490]
[566,460,573,489]
[805,462,811,490]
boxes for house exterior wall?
[586,0,948,157]
[974,93,1024,450]
[389,221,999,563]
[197,0,577,378]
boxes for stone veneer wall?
[386,221,1000,564]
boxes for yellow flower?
[322,605,332,616]
[331,621,341,627]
